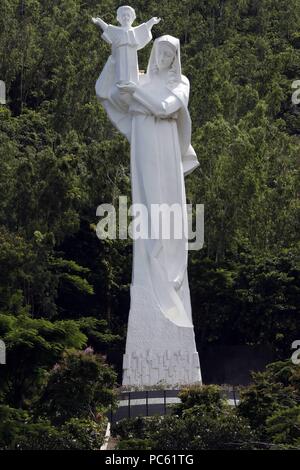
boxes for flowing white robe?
[129,78,193,328]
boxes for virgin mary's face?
[157,43,176,70]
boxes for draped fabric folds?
[95,35,199,328]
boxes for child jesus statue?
[92,5,161,88]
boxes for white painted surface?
[100,422,111,451]
[118,397,239,408]
[118,397,181,407]
[95,23,201,387]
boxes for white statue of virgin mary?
[96,35,202,386]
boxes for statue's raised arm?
[146,16,161,31]
[91,16,108,32]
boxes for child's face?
[118,10,134,27]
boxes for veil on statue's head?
[146,35,182,86]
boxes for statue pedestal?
[122,285,202,387]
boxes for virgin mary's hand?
[154,101,167,118]
[111,85,133,108]
[117,83,137,94]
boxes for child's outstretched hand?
[92,17,108,31]
[152,17,161,24]
[147,17,161,29]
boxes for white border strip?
[118,397,239,407]
[118,397,180,407]
[100,422,111,450]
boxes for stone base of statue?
[122,285,202,387]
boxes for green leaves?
[36,349,117,425]
[0,0,299,449]
[112,385,257,450]
[50,256,94,296]
[238,360,300,448]
[190,246,300,353]
[266,406,300,448]
[0,310,87,406]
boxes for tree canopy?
[0,0,299,450]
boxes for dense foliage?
[0,0,299,449]
[112,385,257,450]
[0,348,117,449]
[113,361,300,449]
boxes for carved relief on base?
[123,349,201,387]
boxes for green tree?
[36,349,117,425]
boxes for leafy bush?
[0,349,116,450]
[238,361,300,433]
[0,405,28,450]
[151,412,256,450]
[117,438,153,450]
[112,416,150,440]
[266,406,300,449]
[36,349,117,425]
[8,417,108,450]
[113,412,257,450]
[176,384,225,416]
[113,385,257,450]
